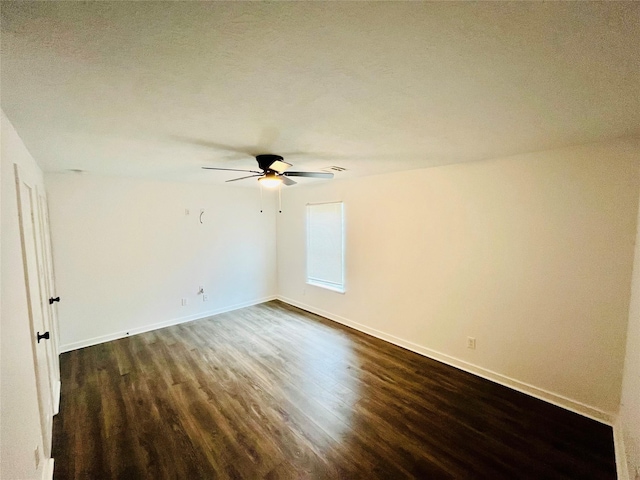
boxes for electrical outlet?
[181,298,188,306]
[34,445,40,469]
[203,294,208,302]
[467,337,476,350]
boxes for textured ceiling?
[1,2,639,186]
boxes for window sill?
[306,280,345,294]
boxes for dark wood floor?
[52,300,616,479]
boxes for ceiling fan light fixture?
[258,173,282,188]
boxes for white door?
[14,164,55,457]
[37,189,61,413]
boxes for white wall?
[620,180,640,479]
[45,173,278,351]
[1,111,49,479]
[277,139,640,421]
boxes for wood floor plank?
[52,300,616,479]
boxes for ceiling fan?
[202,154,334,188]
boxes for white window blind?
[306,202,345,293]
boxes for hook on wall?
[199,209,204,224]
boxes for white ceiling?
[1,1,639,186]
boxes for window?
[306,202,345,293]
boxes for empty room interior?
[2,2,640,479]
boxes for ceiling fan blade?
[225,175,263,183]
[202,167,262,174]
[269,160,292,173]
[281,176,297,186]
[282,171,334,179]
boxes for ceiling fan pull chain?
[278,183,282,213]
[260,183,263,213]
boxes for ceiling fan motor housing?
[256,154,284,171]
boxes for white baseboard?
[41,458,54,480]
[59,296,277,353]
[277,296,615,426]
[53,380,61,415]
[614,416,630,480]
